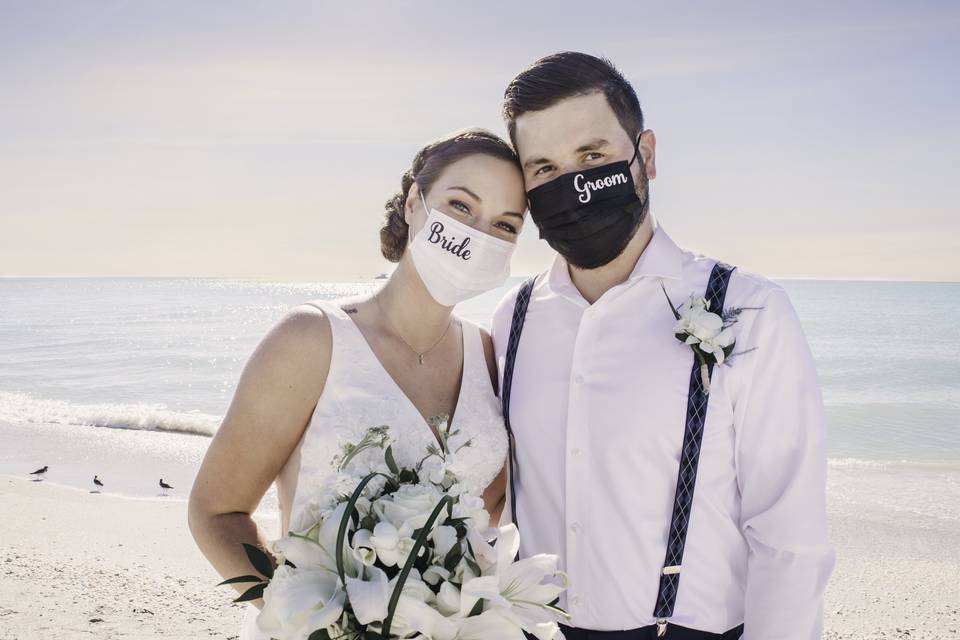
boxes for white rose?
[421,456,447,485]
[374,483,446,532]
[453,493,490,531]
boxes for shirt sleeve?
[732,286,837,639]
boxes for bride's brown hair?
[380,128,520,263]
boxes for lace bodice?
[284,298,507,531]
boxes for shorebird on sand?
[159,478,173,496]
[29,465,48,481]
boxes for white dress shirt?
[491,218,836,638]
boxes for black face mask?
[527,137,647,270]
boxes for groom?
[491,52,835,639]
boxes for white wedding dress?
[239,298,509,640]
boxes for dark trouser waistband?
[527,622,744,640]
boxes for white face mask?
[408,190,516,307]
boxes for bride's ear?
[404,182,420,227]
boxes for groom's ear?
[639,129,657,180]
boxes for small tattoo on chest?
[343,307,358,314]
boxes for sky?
[1,1,958,281]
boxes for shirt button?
[573,373,585,384]
[571,448,581,457]
[572,595,583,606]
[570,522,581,533]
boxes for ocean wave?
[0,391,220,437]
[828,456,960,472]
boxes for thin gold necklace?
[374,293,453,365]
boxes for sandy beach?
[0,461,957,640]
[0,473,276,640]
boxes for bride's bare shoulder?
[249,301,333,382]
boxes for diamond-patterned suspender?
[654,262,736,637]
[500,263,736,636]
[501,276,537,546]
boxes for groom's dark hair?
[502,51,644,146]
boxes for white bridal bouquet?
[219,420,570,640]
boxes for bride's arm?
[187,304,332,609]
[479,328,507,524]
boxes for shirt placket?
[564,303,595,621]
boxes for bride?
[187,128,527,639]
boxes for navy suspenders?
[653,262,737,636]
[501,274,537,548]
[501,262,743,639]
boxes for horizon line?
[1,274,958,285]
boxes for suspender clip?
[661,564,681,575]
[656,618,668,637]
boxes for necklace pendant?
[418,353,424,365]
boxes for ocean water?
[1,277,958,505]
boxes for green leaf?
[382,496,453,638]
[242,543,275,579]
[468,598,485,617]
[216,574,263,586]
[307,629,332,640]
[660,281,682,320]
[443,541,463,572]
[336,471,393,586]
[385,445,399,475]
[233,581,266,603]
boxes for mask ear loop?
[418,183,431,215]
[628,132,643,167]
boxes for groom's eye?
[583,152,604,162]
[534,164,554,176]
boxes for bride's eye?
[450,199,471,214]
[495,221,518,234]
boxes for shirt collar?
[545,214,685,300]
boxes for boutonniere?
[660,281,760,394]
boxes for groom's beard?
[572,162,651,271]
[633,160,651,227]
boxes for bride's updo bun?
[380,128,519,263]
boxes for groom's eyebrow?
[522,139,611,169]
[575,138,609,153]
[523,156,552,169]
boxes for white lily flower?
[350,529,377,567]
[345,564,390,625]
[456,524,568,639]
[423,563,452,586]
[436,581,462,616]
[431,525,460,558]
[368,521,401,567]
[379,571,458,640]
[256,565,345,640]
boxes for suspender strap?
[501,276,537,542]
[654,262,737,633]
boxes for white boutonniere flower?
[661,281,760,394]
